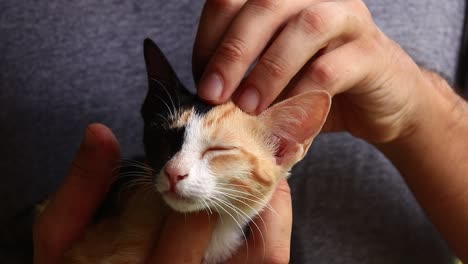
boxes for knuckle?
[260,54,290,79]
[249,0,281,14]
[297,7,328,35]
[351,0,372,18]
[308,60,337,88]
[218,37,249,63]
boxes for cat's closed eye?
[202,146,238,157]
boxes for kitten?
[57,39,331,264]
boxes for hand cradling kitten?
[45,39,330,264]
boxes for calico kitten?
[59,39,331,264]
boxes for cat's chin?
[162,192,207,213]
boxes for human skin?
[33,124,293,264]
[194,0,468,261]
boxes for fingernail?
[236,87,259,113]
[198,73,223,101]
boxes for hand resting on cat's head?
[195,1,468,261]
[33,124,293,264]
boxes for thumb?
[228,178,292,263]
[34,123,120,264]
[148,211,217,264]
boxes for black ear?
[142,38,195,121]
[144,38,182,88]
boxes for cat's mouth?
[162,190,191,201]
[160,191,204,213]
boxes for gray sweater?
[0,0,465,263]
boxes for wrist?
[377,69,468,201]
[380,68,465,151]
[377,70,468,260]
[375,67,468,213]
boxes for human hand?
[226,178,292,264]
[34,124,292,263]
[194,0,433,143]
[150,178,292,264]
[33,124,216,264]
[34,124,121,264]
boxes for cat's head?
[142,39,330,215]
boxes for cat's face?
[151,101,282,214]
[142,39,330,215]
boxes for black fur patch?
[144,124,185,173]
[142,38,215,172]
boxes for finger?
[236,2,362,114]
[197,0,308,104]
[192,0,246,83]
[148,211,217,264]
[34,124,120,264]
[287,41,379,132]
[228,178,292,263]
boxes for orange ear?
[260,90,331,168]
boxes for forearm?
[379,70,468,261]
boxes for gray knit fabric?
[0,0,465,263]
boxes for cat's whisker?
[198,200,214,223]
[206,198,224,224]
[113,173,152,183]
[200,199,213,215]
[196,200,205,215]
[151,77,178,118]
[116,166,151,173]
[122,159,148,166]
[151,93,175,118]
[216,182,267,196]
[212,190,266,255]
[112,161,124,172]
[211,197,255,236]
[210,197,250,262]
[117,160,155,174]
[119,179,153,193]
[213,190,266,227]
[213,187,269,208]
[155,113,170,127]
[220,187,277,215]
[210,185,270,256]
[216,183,269,199]
[210,198,249,246]
[116,171,151,178]
[120,159,152,168]
[214,186,278,216]
[161,83,178,118]
[190,181,277,215]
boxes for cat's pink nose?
[164,165,188,192]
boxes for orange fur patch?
[238,148,273,185]
[170,108,193,128]
[204,103,236,127]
